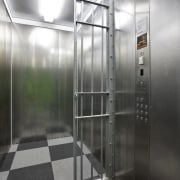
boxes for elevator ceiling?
[5,0,74,25]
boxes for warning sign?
[136,17,147,35]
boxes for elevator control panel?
[135,18,150,125]
[135,55,149,123]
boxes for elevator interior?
[0,0,180,180]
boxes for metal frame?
[3,0,13,21]
[76,21,109,29]
[74,0,115,179]
[12,18,74,32]
[76,0,109,8]
[106,0,115,178]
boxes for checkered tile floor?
[0,137,104,180]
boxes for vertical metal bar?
[100,2,104,178]
[73,1,77,180]
[105,0,110,177]
[105,1,109,178]
[10,23,13,145]
[80,120,83,180]
[91,11,94,180]
[106,0,115,179]
[80,2,84,179]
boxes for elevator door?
[73,0,115,179]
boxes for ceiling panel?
[6,0,74,25]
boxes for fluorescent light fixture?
[29,28,56,47]
[39,0,65,22]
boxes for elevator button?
[140,81,144,86]
[140,116,144,121]
[140,110,144,114]
[145,112,148,116]
[145,118,148,123]
[140,104,144,108]
[145,105,148,109]
[136,103,140,107]
[136,97,140,102]
[136,115,139,119]
[140,97,144,102]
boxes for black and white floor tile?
[0,136,103,180]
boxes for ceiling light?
[39,0,64,23]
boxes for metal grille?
[73,0,115,179]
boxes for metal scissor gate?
[73,0,115,179]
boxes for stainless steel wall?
[11,24,73,143]
[149,0,180,179]
[134,0,150,180]
[0,0,11,155]
[115,0,180,179]
[114,0,135,179]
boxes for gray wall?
[0,1,74,147]
[150,0,180,179]
[114,0,135,179]
[0,0,11,155]
[11,24,73,143]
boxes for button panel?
[136,96,149,121]
[135,47,150,124]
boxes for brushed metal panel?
[12,24,73,143]
[134,0,150,180]
[150,0,180,179]
[0,0,11,155]
[114,0,135,179]
[58,31,74,134]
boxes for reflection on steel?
[76,21,109,29]
[0,0,11,155]
[114,0,135,179]
[77,0,109,8]
[11,25,73,143]
[150,0,180,179]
